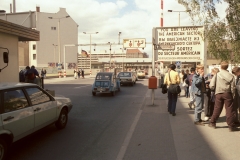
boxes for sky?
[1,0,228,56]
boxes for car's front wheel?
[55,109,68,129]
[0,139,8,160]
[92,92,96,96]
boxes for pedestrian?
[179,70,185,96]
[209,61,237,132]
[25,65,40,84]
[203,68,219,121]
[192,64,206,126]
[44,69,47,78]
[74,69,77,79]
[231,66,240,125]
[183,69,190,97]
[82,69,85,78]
[164,64,180,116]
[24,66,30,83]
[188,67,196,109]
[41,68,45,77]
[19,68,26,82]
[77,69,81,79]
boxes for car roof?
[0,82,37,90]
[97,72,114,75]
[118,72,132,73]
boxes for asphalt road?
[8,78,150,160]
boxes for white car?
[117,72,136,86]
[0,83,73,160]
[137,70,145,79]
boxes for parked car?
[117,72,136,86]
[137,70,145,79]
[0,83,73,160]
[92,72,120,96]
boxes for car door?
[25,87,57,132]
[1,88,34,142]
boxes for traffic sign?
[123,38,146,48]
[176,61,181,69]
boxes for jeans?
[189,86,195,105]
[194,94,204,122]
[185,86,189,97]
[168,92,178,114]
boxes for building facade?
[0,19,39,82]
[0,7,78,70]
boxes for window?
[33,54,36,60]
[96,75,111,80]
[33,44,36,50]
[3,89,29,113]
[51,27,56,30]
[118,72,131,77]
[25,87,51,105]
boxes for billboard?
[153,26,206,62]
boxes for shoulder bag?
[162,84,168,94]
[168,71,181,94]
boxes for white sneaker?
[204,117,209,121]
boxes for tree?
[178,0,240,65]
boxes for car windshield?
[96,74,111,80]
[118,72,131,77]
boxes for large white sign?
[123,38,146,48]
[153,26,206,62]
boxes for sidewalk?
[43,74,95,84]
[123,88,240,160]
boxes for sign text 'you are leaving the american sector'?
[157,26,204,61]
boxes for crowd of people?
[74,68,85,79]
[19,65,42,84]
[163,61,240,132]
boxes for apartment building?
[0,7,78,69]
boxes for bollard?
[64,70,66,78]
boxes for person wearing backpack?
[25,66,39,83]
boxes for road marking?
[74,84,92,89]
[116,91,148,160]
[116,109,143,160]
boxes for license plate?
[97,88,105,91]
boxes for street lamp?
[52,44,58,67]
[118,32,122,45]
[108,42,113,71]
[48,15,70,67]
[167,10,191,26]
[83,32,98,74]
[120,48,125,71]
